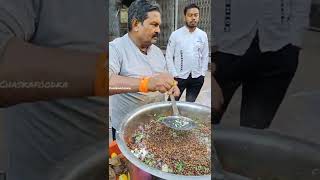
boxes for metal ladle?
[161,94,197,131]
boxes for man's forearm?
[0,37,103,107]
[109,74,140,95]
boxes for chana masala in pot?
[127,114,211,176]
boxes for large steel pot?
[48,141,105,180]
[310,0,320,30]
[214,126,320,180]
[116,102,211,180]
[45,111,320,180]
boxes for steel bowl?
[116,102,211,180]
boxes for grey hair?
[127,0,161,31]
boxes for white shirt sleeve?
[165,33,178,77]
[201,33,209,75]
[290,0,312,47]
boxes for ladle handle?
[170,94,180,116]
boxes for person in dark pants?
[212,1,311,129]
[112,127,117,140]
[213,34,300,129]
[174,74,205,102]
[166,4,209,102]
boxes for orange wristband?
[139,77,150,93]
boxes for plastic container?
[109,141,153,180]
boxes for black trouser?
[213,37,300,129]
[173,74,205,102]
[112,127,116,140]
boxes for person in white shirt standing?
[165,3,209,102]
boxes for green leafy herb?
[155,114,166,122]
[157,116,166,122]
[133,132,144,143]
[175,161,185,173]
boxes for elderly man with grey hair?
[109,0,180,140]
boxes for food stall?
[47,96,320,180]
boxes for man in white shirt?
[165,3,209,102]
[212,0,312,129]
[109,0,180,139]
